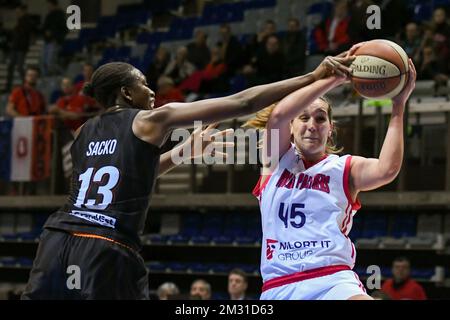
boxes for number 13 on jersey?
[278,202,306,229]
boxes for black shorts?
[21,229,149,300]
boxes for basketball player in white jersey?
[246,58,417,300]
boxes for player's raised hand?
[188,123,235,160]
[392,59,417,107]
[313,52,356,81]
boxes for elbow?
[381,164,402,184]
[266,110,285,128]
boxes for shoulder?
[132,108,172,145]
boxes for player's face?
[128,69,155,109]
[291,99,332,158]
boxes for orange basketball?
[350,39,409,99]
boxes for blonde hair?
[242,96,343,154]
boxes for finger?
[327,58,350,76]
[210,128,234,139]
[212,151,228,158]
[192,126,203,136]
[348,42,365,56]
[334,56,356,70]
[212,142,235,148]
[206,122,219,131]
[336,50,348,58]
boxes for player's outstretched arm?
[134,53,355,147]
[349,59,416,199]
[157,124,234,177]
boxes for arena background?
[0,0,449,300]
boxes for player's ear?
[120,86,133,103]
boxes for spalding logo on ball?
[350,39,409,99]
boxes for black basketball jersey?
[44,108,161,250]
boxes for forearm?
[164,73,318,129]
[377,102,404,178]
[235,72,317,114]
[157,143,186,178]
[269,77,340,125]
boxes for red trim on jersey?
[342,202,353,235]
[341,203,351,232]
[302,154,328,170]
[261,265,351,292]
[252,174,272,199]
[343,156,361,210]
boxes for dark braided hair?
[83,62,141,108]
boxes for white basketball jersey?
[254,144,361,284]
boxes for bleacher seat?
[180,214,202,237]
[189,262,210,273]
[235,236,255,245]
[392,214,417,238]
[0,257,16,266]
[411,268,435,279]
[202,214,224,238]
[355,238,380,249]
[361,214,388,239]
[210,263,232,274]
[380,237,407,249]
[147,261,166,272]
[223,214,246,238]
[167,234,189,244]
[417,214,442,238]
[191,235,210,244]
[167,262,189,272]
[212,235,233,245]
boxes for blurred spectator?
[228,269,248,300]
[6,4,32,92]
[73,63,98,110]
[281,18,306,77]
[370,290,391,300]
[146,46,171,88]
[218,24,244,76]
[156,282,180,300]
[423,7,450,74]
[74,63,94,94]
[398,22,422,62]
[0,21,9,63]
[154,76,185,108]
[190,279,211,300]
[381,257,427,300]
[257,20,277,49]
[417,46,448,94]
[41,0,68,76]
[244,35,285,86]
[198,45,228,93]
[179,45,228,94]
[187,29,211,70]
[314,0,351,55]
[6,66,46,117]
[49,77,95,132]
[164,46,196,85]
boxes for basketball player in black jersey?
[22,49,358,299]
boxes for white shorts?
[260,270,368,300]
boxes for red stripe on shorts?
[262,265,351,292]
